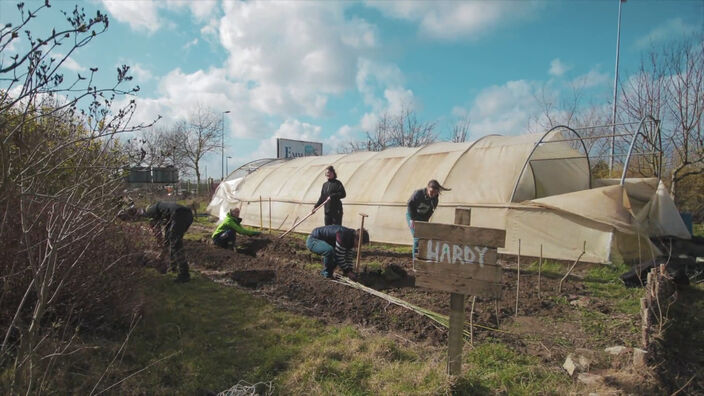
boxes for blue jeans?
[306,235,335,276]
[406,212,418,260]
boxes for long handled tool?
[355,213,368,273]
[278,197,329,239]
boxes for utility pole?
[226,156,232,177]
[222,110,230,181]
[610,0,625,175]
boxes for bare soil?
[182,230,640,368]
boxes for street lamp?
[222,110,231,181]
[609,0,626,175]
[226,156,232,177]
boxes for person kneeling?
[212,207,261,250]
[306,225,369,279]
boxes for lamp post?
[609,0,625,175]
[226,156,232,177]
[222,110,231,181]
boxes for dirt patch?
[184,234,639,367]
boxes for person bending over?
[212,207,261,250]
[306,225,369,279]
[144,201,194,283]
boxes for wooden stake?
[276,214,289,231]
[278,198,328,239]
[355,213,368,273]
[268,197,272,234]
[259,195,263,230]
[538,244,543,300]
[515,239,521,319]
[448,292,465,376]
[558,241,586,294]
[495,300,500,328]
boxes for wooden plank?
[415,270,502,298]
[414,259,501,283]
[454,208,471,226]
[417,241,498,266]
[414,222,506,248]
[447,293,465,376]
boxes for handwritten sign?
[414,222,505,298]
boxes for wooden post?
[448,292,465,376]
[469,296,476,347]
[515,239,521,319]
[355,213,368,273]
[413,215,505,378]
[448,208,470,376]
[259,196,263,230]
[268,197,272,234]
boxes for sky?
[1,0,703,179]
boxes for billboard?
[276,138,323,159]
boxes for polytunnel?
[209,128,680,263]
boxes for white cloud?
[572,67,609,89]
[102,1,161,33]
[356,58,405,111]
[101,0,218,33]
[183,38,198,50]
[461,80,542,135]
[635,18,699,50]
[130,63,152,84]
[120,67,269,140]
[366,1,541,40]
[549,58,570,77]
[249,119,323,159]
[219,2,376,116]
[55,52,85,72]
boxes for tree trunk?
[195,166,201,195]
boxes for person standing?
[144,201,193,282]
[306,225,369,279]
[314,166,346,225]
[212,207,261,250]
[406,179,451,259]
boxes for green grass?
[526,260,564,277]
[693,223,703,238]
[461,343,572,395]
[584,263,641,315]
[369,242,412,254]
[70,270,586,395]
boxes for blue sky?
[2,0,702,178]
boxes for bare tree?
[450,116,471,143]
[171,105,222,189]
[342,106,437,152]
[124,126,181,168]
[0,2,154,393]
[620,37,704,198]
[663,39,704,199]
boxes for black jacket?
[145,201,191,221]
[315,178,346,215]
[407,188,438,222]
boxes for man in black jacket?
[144,201,193,282]
[306,225,369,279]
[314,165,346,225]
[406,179,450,259]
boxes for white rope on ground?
[332,274,512,335]
[218,380,274,396]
